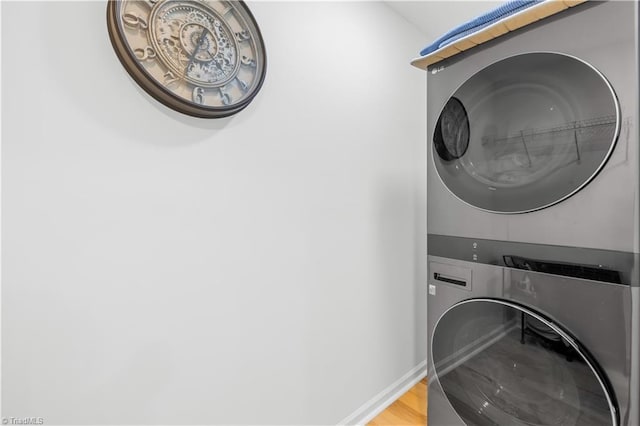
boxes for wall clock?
[107,0,267,118]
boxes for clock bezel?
[106,0,267,119]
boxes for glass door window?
[433,53,619,213]
[432,299,617,425]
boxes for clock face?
[107,0,267,118]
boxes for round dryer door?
[432,299,618,426]
[433,53,619,213]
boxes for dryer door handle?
[433,273,467,287]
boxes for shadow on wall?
[413,181,428,363]
[374,176,421,363]
[40,2,252,147]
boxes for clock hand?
[208,50,223,71]
[184,26,210,77]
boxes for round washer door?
[432,299,618,426]
[433,53,619,213]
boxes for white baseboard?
[337,360,427,426]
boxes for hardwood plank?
[409,381,427,401]
[370,407,415,426]
[367,378,427,425]
[399,389,427,416]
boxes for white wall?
[1,1,427,424]
[386,1,503,41]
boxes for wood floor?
[368,378,427,425]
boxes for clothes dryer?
[427,1,638,253]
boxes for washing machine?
[425,1,639,425]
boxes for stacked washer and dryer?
[421,1,639,425]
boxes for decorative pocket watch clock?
[107,0,267,118]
